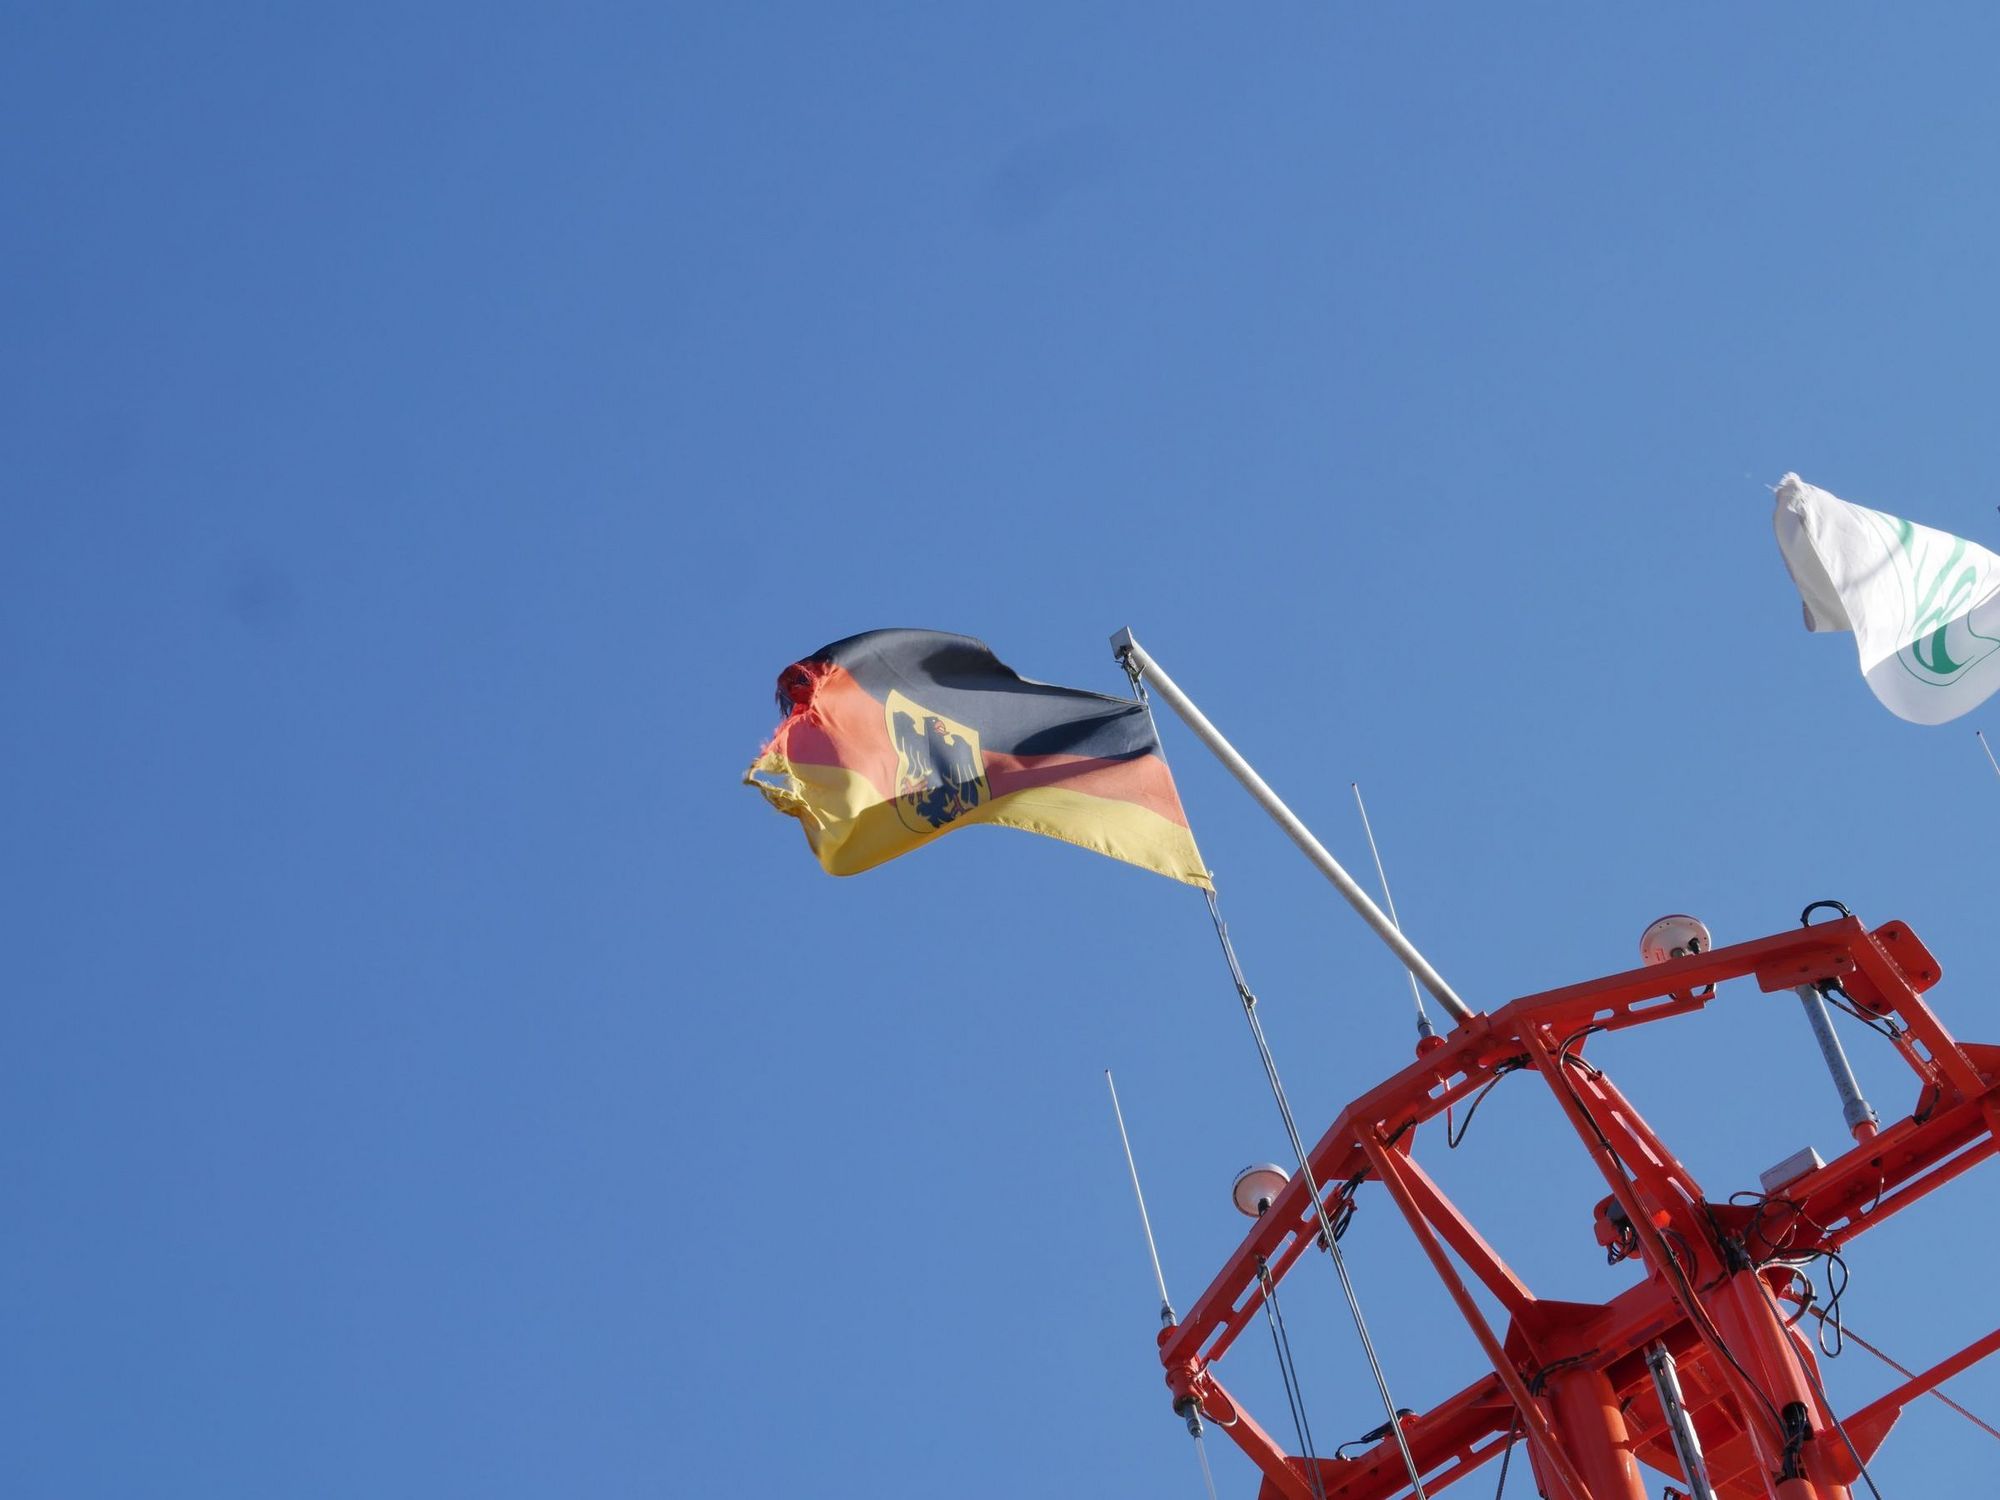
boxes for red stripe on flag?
[984,751,1192,827]
[766,667,1195,828]
[762,663,899,799]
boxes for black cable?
[1557,1024,1606,1074]
[1913,1080,1941,1125]
[1545,1045,1806,1470]
[1814,1249,1850,1358]
[1751,1271,1888,1500]
[1604,1222,1637,1266]
[1333,1409,1419,1462]
[1821,982,1906,1045]
[1653,1232,1789,1437]
[1260,1271,1309,1461]
[1729,1190,1830,1261]
[1550,1049,1789,1437]
[1728,1191,1853,1359]
[1448,1061,1525,1149]
[1257,1262,1328,1500]
[1660,1226,1702,1281]
[1527,1351,1601,1396]
[1326,1172,1367,1243]
[1779,1266,1817,1327]
[1489,1412,1521,1498]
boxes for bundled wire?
[1730,1191,1852,1358]
[1820,980,1907,1047]
[1487,1412,1521,1498]
[1710,1189,1888,1497]
[1750,1272,1888,1500]
[1549,1048,1790,1438]
[1326,1172,1365,1243]
[1447,1059,1526,1150]
[1256,1259,1328,1500]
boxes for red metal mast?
[1156,913,2000,1500]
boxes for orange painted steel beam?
[1539,1366,1647,1500]
[1360,1133,1594,1500]
[1156,917,1999,1500]
[1837,1325,2000,1479]
[1181,1366,1319,1500]
[1299,1375,1513,1500]
[1374,1144,1538,1326]
[1519,1027,1794,1484]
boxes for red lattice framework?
[1159,914,2000,1500]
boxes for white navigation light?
[1640,914,1712,966]
[1232,1163,1290,1218]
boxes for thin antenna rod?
[1979,730,2000,782]
[1191,1431,1222,1500]
[1350,782,1434,1039]
[1107,1073,1219,1500]
[1105,1070,1175,1325]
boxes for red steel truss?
[1157,914,2000,1500]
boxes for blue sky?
[6,5,2000,1496]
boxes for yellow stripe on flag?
[747,758,1210,888]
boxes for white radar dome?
[1232,1163,1291,1218]
[1640,914,1712,966]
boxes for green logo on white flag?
[1774,473,2000,725]
[1860,506,2000,688]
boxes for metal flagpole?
[1112,641,1432,1498]
[1979,730,2000,782]
[1111,628,1472,1025]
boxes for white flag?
[1774,473,2000,724]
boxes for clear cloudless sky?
[5,6,2000,1497]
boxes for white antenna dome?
[1232,1163,1291,1218]
[1640,914,1712,966]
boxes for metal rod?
[1191,1430,1221,1500]
[1351,781,1434,1038]
[1980,730,2000,782]
[1645,1343,1718,1500]
[1820,1315,2000,1442]
[1106,1069,1175,1325]
[1112,629,1472,1023]
[1845,1325,2000,1437]
[1793,984,1879,1141]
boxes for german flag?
[745,630,1210,888]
